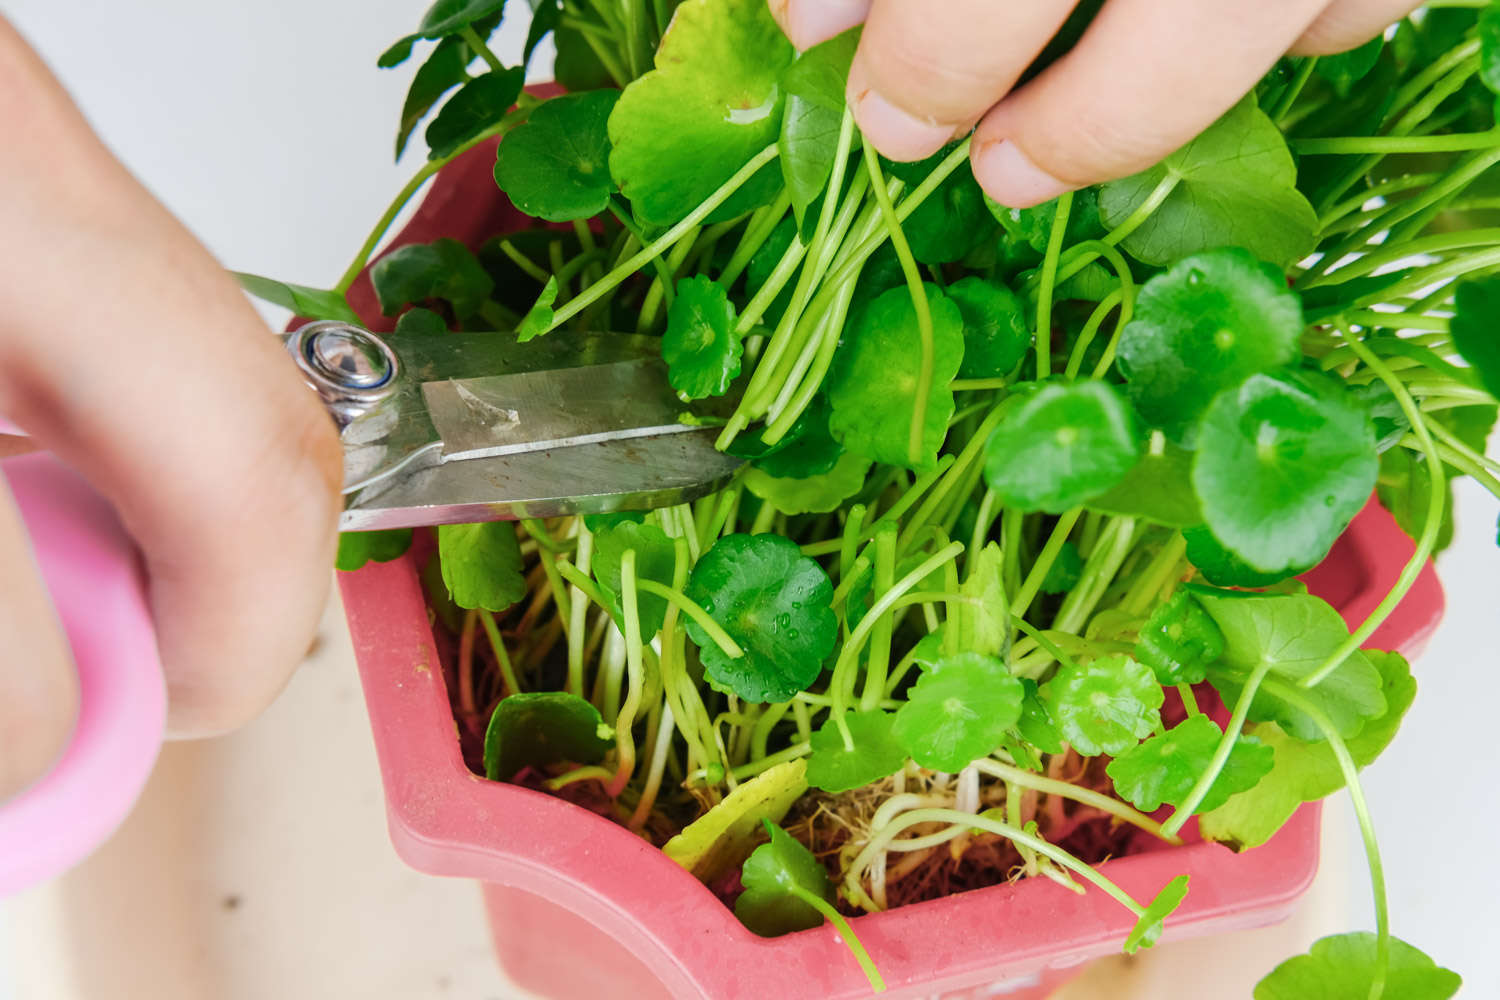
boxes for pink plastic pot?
[336,138,1446,1000]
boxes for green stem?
[1035,190,1074,378]
[789,886,885,993]
[1162,660,1273,837]
[1299,328,1445,688]
[1260,678,1390,999]
[1010,618,1082,673]
[1271,57,1318,123]
[606,550,645,796]
[548,144,780,333]
[459,24,506,74]
[973,758,1183,844]
[478,610,523,697]
[859,527,899,712]
[634,579,745,658]
[862,134,933,467]
[1293,128,1500,155]
[1010,509,1084,621]
[336,104,533,293]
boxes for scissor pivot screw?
[287,321,400,427]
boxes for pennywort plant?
[244,1,1500,995]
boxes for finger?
[0,476,78,801]
[970,0,1328,208]
[0,19,342,738]
[768,0,871,51]
[847,0,1079,162]
[1292,0,1418,56]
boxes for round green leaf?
[734,394,843,480]
[1040,654,1164,757]
[893,653,1024,773]
[1254,933,1461,1000]
[902,164,996,264]
[827,283,965,471]
[1098,97,1318,268]
[482,691,612,781]
[744,452,870,516]
[736,821,834,937]
[591,520,678,637]
[685,534,837,703]
[438,521,525,612]
[946,276,1030,379]
[607,0,794,226]
[983,380,1141,513]
[1192,369,1377,575]
[1133,590,1225,685]
[1105,715,1274,814]
[662,276,742,399]
[494,90,621,222]
[370,238,495,317]
[1116,248,1303,439]
[805,710,908,793]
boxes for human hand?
[0,16,342,801]
[769,0,1420,207]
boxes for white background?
[1,1,1496,996]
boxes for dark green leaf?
[983,380,1141,513]
[394,306,449,336]
[1124,876,1189,954]
[894,653,1024,773]
[426,68,525,160]
[1482,2,1500,94]
[731,394,843,480]
[685,533,838,703]
[418,0,507,38]
[1038,541,1083,595]
[335,529,414,572]
[827,283,965,471]
[947,277,1031,379]
[805,710,909,793]
[736,821,834,936]
[370,238,495,317]
[482,691,612,781]
[438,520,527,612]
[1134,590,1224,685]
[516,275,559,342]
[553,20,615,90]
[1098,97,1318,267]
[1254,933,1460,1000]
[523,0,561,67]
[379,35,420,69]
[744,451,870,515]
[395,36,470,160]
[1201,650,1415,851]
[662,276,742,398]
[1040,654,1164,756]
[592,520,678,637]
[1192,587,1386,741]
[778,31,856,229]
[1192,369,1377,575]
[233,272,361,324]
[1316,37,1383,95]
[1015,678,1064,755]
[988,188,1105,254]
[1451,276,1500,399]
[1086,439,1202,527]
[1184,524,1315,588]
[902,164,996,264]
[494,90,621,222]
[1106,715,1273,813]
[1117,248,1303,439]
[607,0,794,225]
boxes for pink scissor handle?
[0,450,166,895]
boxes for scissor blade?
[423,358,701,462]
[337,329,742,530]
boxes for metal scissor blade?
[330,327,742,530]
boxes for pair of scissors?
[0,321,740,893]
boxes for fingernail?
[850,86,954,163]
[774,0,871,49]
[971,139,1072,209]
